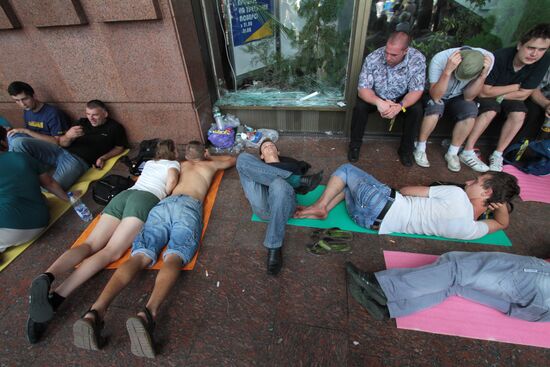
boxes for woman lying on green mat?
[0,131,69,255]
[26,139,181,344]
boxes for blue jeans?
[332,164,393,229]
[11,137,89,190]
[131,195,203,266]
[237,152,296,248]
[376,251,550,322]
[7,132,32,151]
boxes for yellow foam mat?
[0,149,129,272]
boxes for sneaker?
[489,153,504,172]
[413,150,430,167]
[348,147,360,162]
[459,152,489,172]
[444,153,461,172]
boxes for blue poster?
[230,0,274,47]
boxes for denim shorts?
[131,195,203,266]
[332,164,393,229]
[424,95,478,122]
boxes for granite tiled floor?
[1,136,549,366]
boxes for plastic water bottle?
[212,106,225,130]
[540,117,550,140]
[68,192,93,222]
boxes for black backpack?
[121,139,159,176]
[92,174,134,206]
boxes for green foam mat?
[251,185,512,246]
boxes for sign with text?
[230,0,273,47]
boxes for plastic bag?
[208,127,235,148]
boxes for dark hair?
[483,172,520,206]
[185,140,205,160]
[155,139,177,160]
[258,138,276,157]
[7,81,34,97]
[519,23,550,44]
[86,99,108,112]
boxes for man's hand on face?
[444,50,462,75]
[6,127,29,137]
[65,126,84,139]
[487,202,507,212]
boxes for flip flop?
[310,228,353,242]
[306,240,351,255]
[126,307,156,358]
[73,309,106,351]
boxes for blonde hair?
[155,139,177,160]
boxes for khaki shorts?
[103,189,159,222]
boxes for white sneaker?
[489,153,504,172]
[444,153,461,172]
[459,152,489,172]
[413,150,430,167]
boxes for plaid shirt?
[358,46,426,101]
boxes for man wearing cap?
[412,47,493,171]
[348,31,425,166]
[460,23,550,172]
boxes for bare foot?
[293,205,328,219]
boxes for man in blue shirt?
[6,81,69,150]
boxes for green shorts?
[103,190,159,222]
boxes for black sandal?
[126,307,156,358]
[73,309,106,351]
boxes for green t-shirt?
[0,152,50,229]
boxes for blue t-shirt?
[24,103,68,136]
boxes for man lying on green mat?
[295,164,519,241]
[237,139,323,276]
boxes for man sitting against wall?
[514,66,549,142]
[413,47,494,172]
[348,31,426,166]
[6,81,69,149]
[460,23,550,172]
[12,100,128,190]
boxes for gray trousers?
[376,251,550,322]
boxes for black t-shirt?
[486,47,550,89]
[268,156,311,175]
[67,118,128,165]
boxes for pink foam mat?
[503,165,550,204]
[383,250,550,349]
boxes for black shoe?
[29,273,54,323]
[347,278,389,321]
[398,151,413,167]
[295,170,323,195]
[348,147,360,162]
[26,317,48,344]
[266,248,282,276]
[345,262,387,305]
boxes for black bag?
[92,174,134,206]
[121,138,159,176]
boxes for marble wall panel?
[0,30,73,103]
[13,0,87,28]
[102,20,192,102]
[85,0,162,23]
[36,26,128,102]
[0,1,21,29]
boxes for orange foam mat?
[70,170,224,270]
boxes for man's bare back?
[172,156,236,202]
